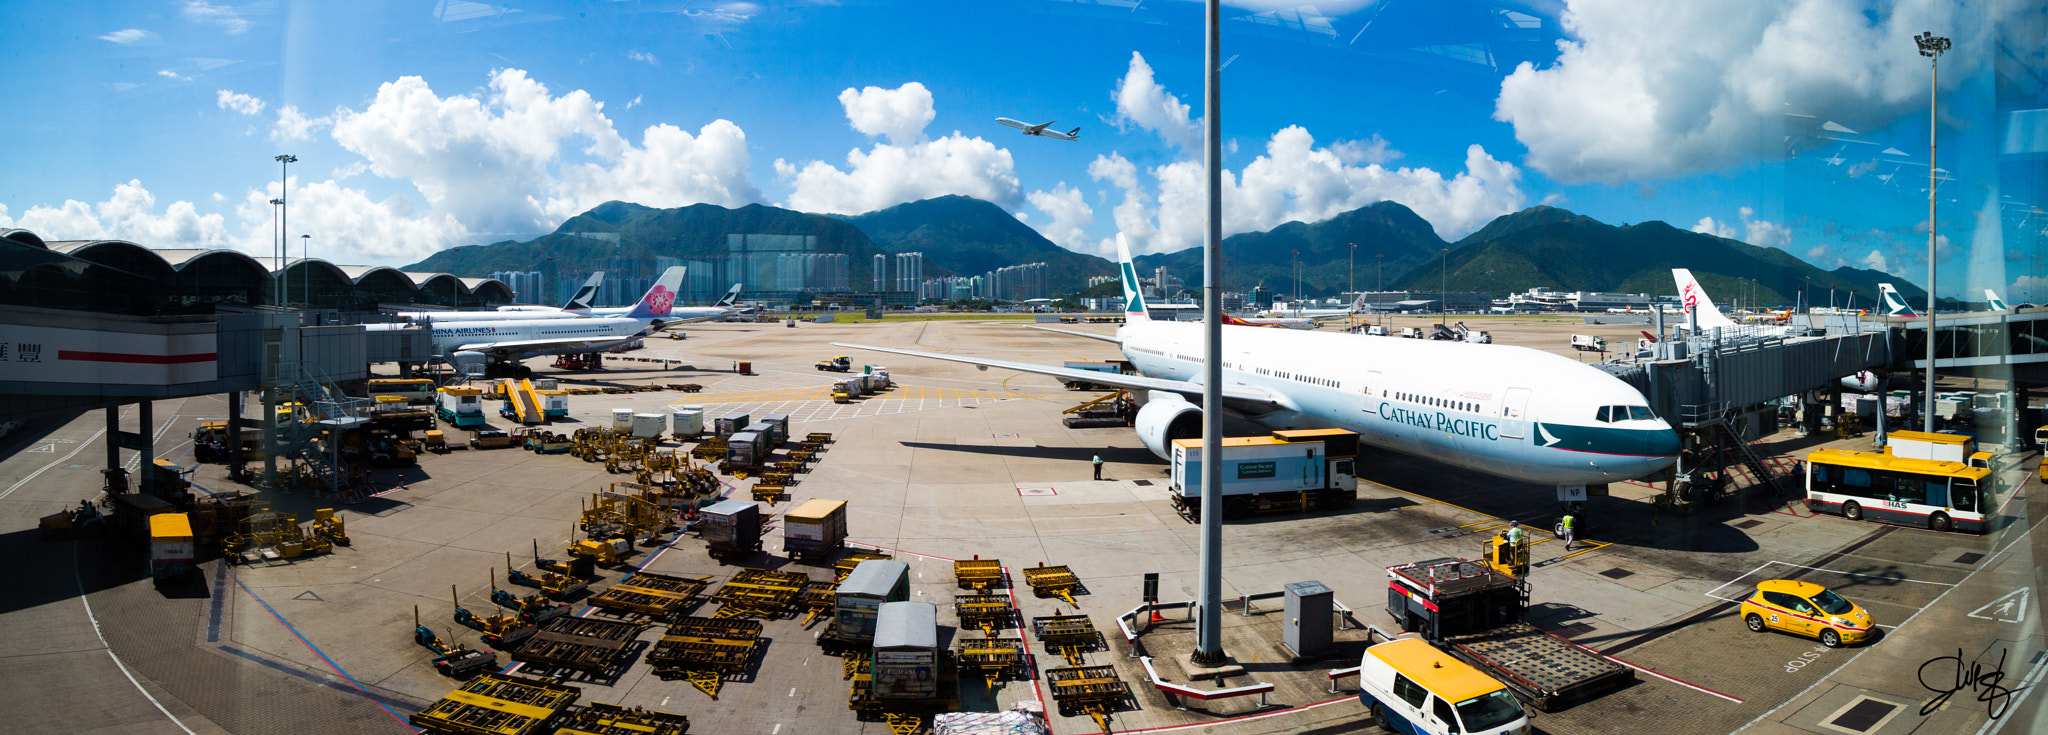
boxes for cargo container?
[632,413,666,439]
[758,414,791,446]
[537,390,570,418]
[783,499,847,561]
[1059,360,1135,390]
[671,410,703,437]
[1170,429,1359,519]
[873,601,940,700]
[612,409,635,432]
[715,414,751,439]
[436,387,487,428]
[1884,429,1993,470]
[699,499,761,558]
[868,367,892,389]
[149,512,195,582]
[727,430,771,469]
[832,559,910,645]
[111,492,177,538]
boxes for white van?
[1357,638,1529,735]
[1368,325,1389,336]
[1569,334,1606,352]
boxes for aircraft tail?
[1067,127,1080,137]
[1986,288,2009,312]
[1878,283,1919,317]
[1672,268,1737,329]
[1349,291,1368,314]
[715,283,743,308]
[624,266,687,320]
[561,271,604,312]
[1116,234,1149,321]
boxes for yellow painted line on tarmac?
[1559,533,1636,560]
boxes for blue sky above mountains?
[0,0,2037,298]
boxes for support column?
[262,387,278,490]
[227,390,244,480]
[104,406,120,472]
[138,400,155,497]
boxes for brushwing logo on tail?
[1121,262,1144,314]
[1880,285,1916,317]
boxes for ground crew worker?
[1559,512,1577,550]
[1093,454,1104,480]
[1504,520,1524,547]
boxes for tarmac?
[0,314,2041,735]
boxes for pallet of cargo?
[587,572,711,619]
[1031,614,1104,666]
[708,568,809,619]
[1021,564,1082,605]
[1444,622,1633,711]
[800,580,837,627]
[1045,665,1131,734]
[552,702,690,735]
[953,557,1004,590]
[954,636,1026,689]
[805,432,834,444]
[834,550,894,581]
[954,593,1015,637]
[511,617,645,675]
[846,653,962,735]
[408,672,580,735]
[760,470,796,487]
[648,616,764,698]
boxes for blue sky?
[1,0,2039,299]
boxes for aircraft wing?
[453,335,641,355]
[1022,325,1121,343]
[831,341,1293,413]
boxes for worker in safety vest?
[1558,513,1577,550]
[1504,520,1525,547]
[1092,454,1104,480]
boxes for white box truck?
[1170,429,1359,520]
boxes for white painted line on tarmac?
[74,544,196,734]
[1974,651,2048,735]
[1760,560,1956,586]
[0,426,109,501]
[1703,562,1776,602]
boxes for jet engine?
[1135,395,1202,459]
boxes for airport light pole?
[1193,0,1227,668]
[1292,250,1301,309]
[274,153,296,307]
[1917,31,1949,433]
[269,197,284,304]
[301,234,311,311]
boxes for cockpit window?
[1598,405,1656,423]
[1596,406,1612,422]
[1629,406,1657,421]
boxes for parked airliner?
[508,282,745,324]
[369,267,684,375]
[396,272,605,322]
[836,236,1679,493]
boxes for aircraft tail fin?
[716,283,743,308]
[1878,283,1919,317]
[1116,234,1149,322]
[1068,127,1080,137]
[561,271,604,312]
[1672,268,1737,329]
[1350,291,1368,313]
[1986,288,2009,312]
[624,266,687,320]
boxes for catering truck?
[1169,429,1358,520]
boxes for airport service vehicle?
[367,377,438,405]
[436,386,487,428]
[1367,325,1389,336]
[1169,429,1358,519]
[1569,334,1605,352]
[836,235,1678,504]
[1384,555,1631,711]
[1740,579,1874,648]
[1804,430,1993,533]
[149,513,196,583]
[1356,637,1530,735]
[818,355,853,372]
[1400,327,1425,339]
[1061,360,1135,390]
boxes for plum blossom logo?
[644,285,675,315]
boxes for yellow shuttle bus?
[1805,446,1990,533]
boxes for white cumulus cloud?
[1861,250,1889,272]
[838,82,936,146]
[181,0,251,34]
[236,179,470,263]
[1494,0,2003,183]
[1111,52,1200,151]
[1695,206,1791,248]
[329,68,760,235]
[217,89,265,116]
[776,83,1019,214]
[0,180,234,248]
[1026,183,1094,252]
[1088,152,1158,256]
[1692,216,1738,239]
[271,105,329,142]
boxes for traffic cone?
[1148,606,1165,624]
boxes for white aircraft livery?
[1879,283,1918,317]
[398,272,605,322]
[836,236,1679,489]
[370,266,685,372]
[996,117,1079,140]
[1986,289,2010,312]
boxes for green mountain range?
[842,195,1116,294]
[1386,206,1927,306]
[1131,201,1449,298]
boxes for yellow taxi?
[1740,579,1875,647]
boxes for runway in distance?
[837,236,1680,492]
[369,266,685,375]
[996,117,1079,140]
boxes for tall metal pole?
[301,234,311,312]
[274,154,296,307]
[1349,243,1356,297]
[1193,0,1227,667]
[1917,32,1948,432]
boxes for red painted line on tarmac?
[847,540,957,562]
[1106,696,1355,733]
[1003,569,1054,734]
[1603,655,1745,704]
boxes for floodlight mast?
[1193,0,1227,667]
[1916,31,1948,433]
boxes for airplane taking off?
[996,117,1079,140]
[836,236,1679,499]
[369,266,685,375]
